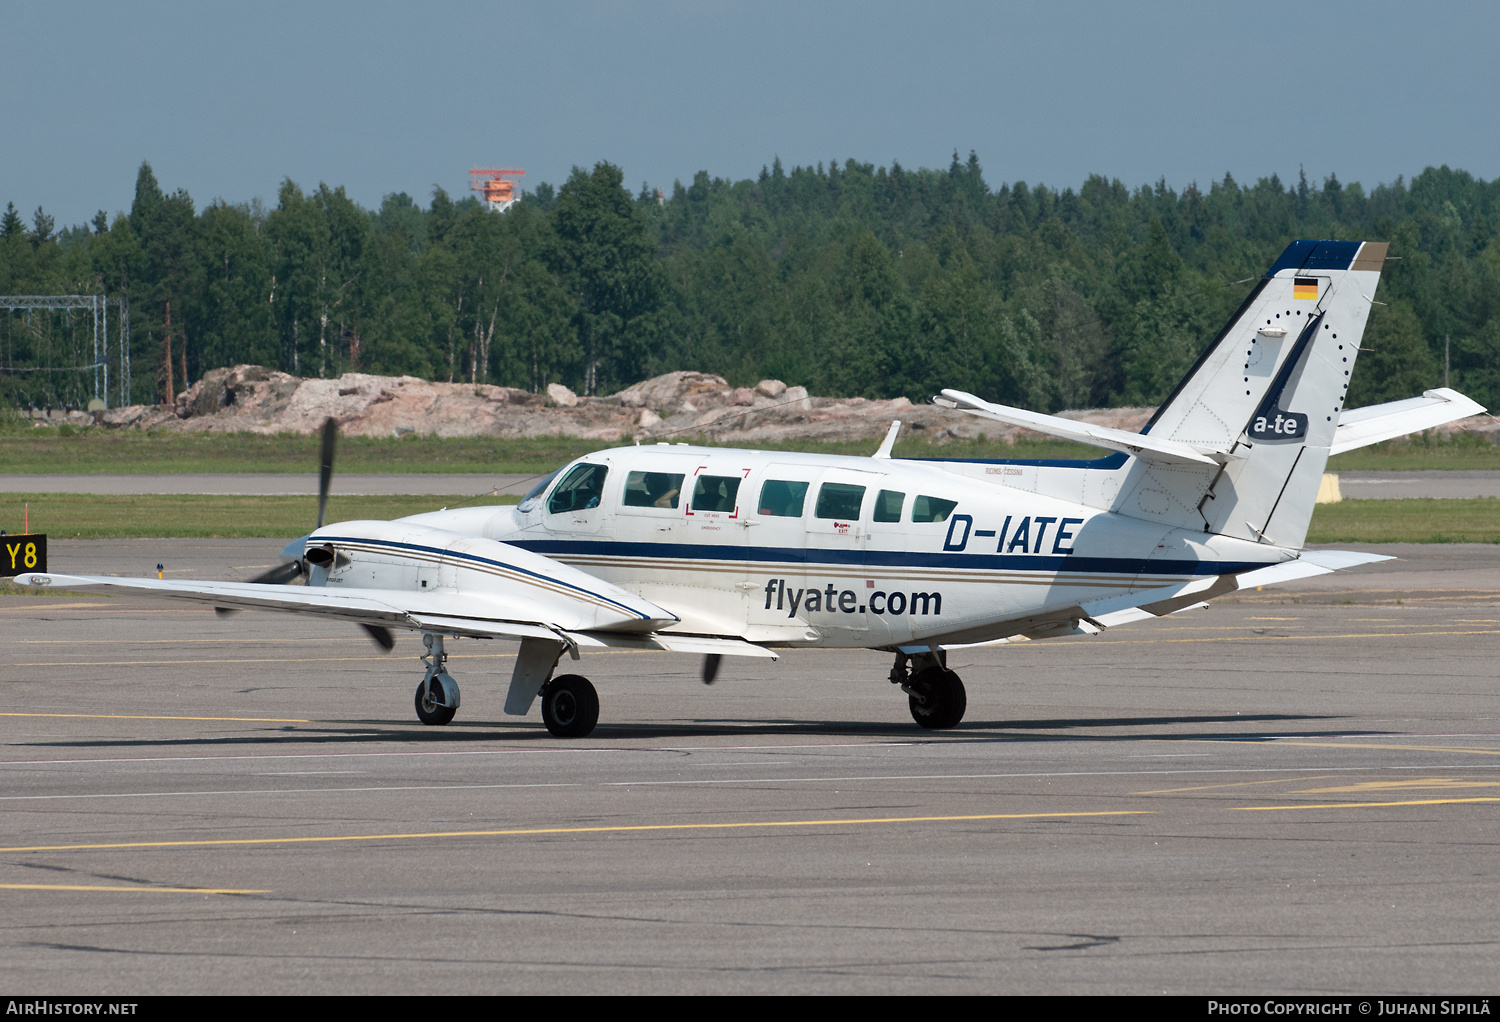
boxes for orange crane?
[469,167,525,213]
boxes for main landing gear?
[411,632,600,738]
[539,674,599,738]
[891,649,967,730]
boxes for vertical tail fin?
[1144,240,1387,547]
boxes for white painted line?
[0,740,919,767]
[7,763,1500,802]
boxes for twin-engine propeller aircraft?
[16,239,1486,737]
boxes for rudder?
[1179,240,1388,547]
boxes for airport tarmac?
[2,542,1499,994]
[3,469,1500,499]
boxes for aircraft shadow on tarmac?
[14,712,1395,750]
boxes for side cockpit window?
[623,471,684,509]
[547,463,609,514]
[911,495,957,523]
[758,480,808,517]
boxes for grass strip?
[0,493,515,540]
[1306,497,1500,544]
[1326,450,1500,471]
[0,426,1097,475]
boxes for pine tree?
[0,202,23,240]
[29,207,54,247]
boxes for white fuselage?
[306,444,1290,650]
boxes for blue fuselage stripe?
[508,538,1267,577]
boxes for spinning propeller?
[244,417,395,652]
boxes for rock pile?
[29,364,1494,446]
[88,365,1017,444]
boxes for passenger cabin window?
[758,479,808,517]
[623,471,684,509]
[911,495,958,523]
[873,489,905,523]
[691,474,742,513]
[815,482,866,520]
[547,463,609,514]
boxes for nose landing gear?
[414,633,460,726]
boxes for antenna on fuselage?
[872,420,902,459]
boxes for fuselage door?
[773,467,875,639]
[805,468,874,545]
[640,458,753,634]
[746,466,818,635]
[543,460,611,537]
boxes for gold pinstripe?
[548,553,1197,591]
[331,540,652,620]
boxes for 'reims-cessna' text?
[763,579,942,617]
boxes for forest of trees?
[2,153,1497,415]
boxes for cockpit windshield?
[516,468,563,513]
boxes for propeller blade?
[247,561,304,585]
[701,653,722,685]
[361,624,395,651]
[316,416,337,529]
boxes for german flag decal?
[1294,277,1319,300]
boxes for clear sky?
[5,0,1498,229]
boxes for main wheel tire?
[540,674,599,738]
[908,667,966,730]
[414,678,457,726]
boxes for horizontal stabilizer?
[1078,549,1391,629]
[1080,575,1233,628]
[925,549,1393,645]
[1330,388,1487,455]
[936,389,1226,467]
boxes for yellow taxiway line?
[1236,797,1500,811]
[0,810,1152,854]
[0,883,267,894]
[0,712,311,723]
[1210,739,1500,757]
[1092,627,1500,646]
[1131,774,1339,795]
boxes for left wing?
[14,572,657,637]
[12,571,775,662]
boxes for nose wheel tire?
[415,678,457,726]
[541,674,599,738]
[908,667,966,730]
